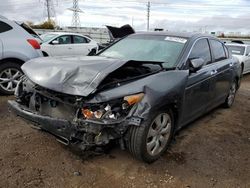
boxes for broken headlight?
[81,93,144,120]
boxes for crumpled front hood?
[22,56,127,96]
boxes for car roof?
[225,43,249,47]
[132,31,214,40]
[43,32,86,36]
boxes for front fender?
[87,70,189,122]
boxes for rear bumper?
[8,100,74,140]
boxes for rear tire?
[0,62,23,95]
[223,80,237,108]
[126,110,174,163]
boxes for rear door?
[180,38,217,124]
[50,35,73,56]
[72,35,94,55]
[209,39,232,106]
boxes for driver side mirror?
[189,58,205,73]
[51,40,59,45]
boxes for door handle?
[229,62,233,67]
[210,70,218,75]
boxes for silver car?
[0,15,42,94]
[226,43,250,74]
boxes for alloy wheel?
[228,82,237,106]
[146,113,172,156]
[0,68,22,92]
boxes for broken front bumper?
[8,100,74,141]
[8,100,141,146]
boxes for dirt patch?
[0,75,250,188]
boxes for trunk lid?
[106,24,135,41]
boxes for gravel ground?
[0,75,250,188]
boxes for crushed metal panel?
[87,70,189,120]
[21,56,128,97]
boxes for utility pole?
[46,0,51,21]
[147,1,150,31]
[42,0,56,22]
[68,0,83,28]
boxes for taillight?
[27,39,40,49]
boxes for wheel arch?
[42,51,49,57]
[241,62,244,69]
[241,62,244,73]
[235,75,241,90]
[0,58,24,66]
[157,102,179,129]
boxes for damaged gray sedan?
[8,32,241,163]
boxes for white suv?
[0,15,42,94]
[226,43,250,74]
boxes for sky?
[1,0,250,33]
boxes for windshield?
[40,33,58,43]
[99,35,186,68]
[227,45,246,55]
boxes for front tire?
[126,110,174,163]
[0,62,23,95]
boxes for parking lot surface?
[0,75,250,188]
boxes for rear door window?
[73,35,90,44]
[210,40,227,62]
[189,38,212,65]
[0,21,12,33]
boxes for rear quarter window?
[0,21,13,33]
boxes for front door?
[50,35,73,56]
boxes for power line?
[41,0,56,22]
[147,1,150,31]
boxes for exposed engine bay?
[98,61,162,90]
